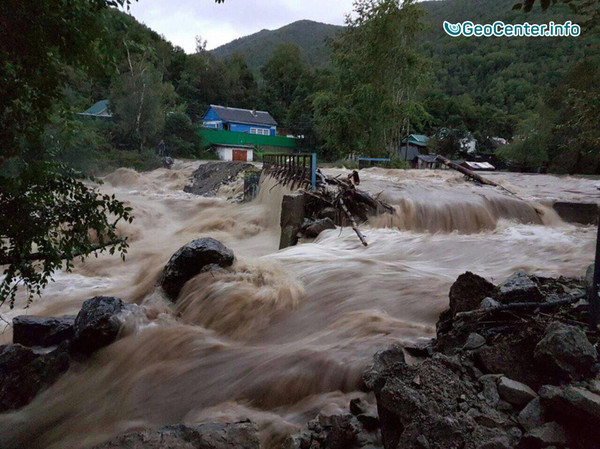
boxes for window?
[250,127,270,136]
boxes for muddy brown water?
[0,162,597,448]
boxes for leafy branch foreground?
[0,163,132,308]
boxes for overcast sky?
[127,0,355,53]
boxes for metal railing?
[262,153,317,190]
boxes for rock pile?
[93,422,259,449]
[184,161,256,197]
[0,296,138,411]
[285,270,600,449]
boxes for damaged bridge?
[259,153,394,249]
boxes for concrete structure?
[279,194,306,250]
[552,202,599,225]
[212,144,254,162]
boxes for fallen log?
[454,293,586,319]
[435,155,516,195]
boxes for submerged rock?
[533,322,597,380]
[0,343,69,411]
[12,315,75,347]
[449,272,496,315]
[70,296,127,355]
[304,217,336,238]
[158,237,235,300]
[93,422,259,449]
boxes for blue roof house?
[202,105,277,136]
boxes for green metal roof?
[199,128,297,149]
[403,134,429,147]
[80,100,111,117]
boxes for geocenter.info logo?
[443,21,580,37]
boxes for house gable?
[202,105,277,136]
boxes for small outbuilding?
[415,154,442,169]
[78,99,113,119]
[212,144,254,162]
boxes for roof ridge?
[210,104,269,114]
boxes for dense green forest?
[38,0,600,174]
[211,20,343,72]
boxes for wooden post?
[311,153,317,191]
[590,214,600,331]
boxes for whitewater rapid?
[0,162,596,448]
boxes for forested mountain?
[211,20,343,71]
[418,0,600,138]
[25,0,600,176]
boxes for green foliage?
[212,20,343,73]
[261,44,307,118]
[0,161,132,307]
[418,0,600,139]
[545,59,600,173]
[389,157,410,169]
[496,113,549,168]
[314,0,428,160]
[0,0,136,306]
[163,110,203,158]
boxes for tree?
[110,42,175,152]
[545,59,600,173]
[313,0,429,159]
[261,44,307,119]
[496,113,549,169]
[163,109,203,157]
[0,0,134,307]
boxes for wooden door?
[232,150,247,162]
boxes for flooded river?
[0,162,596,448]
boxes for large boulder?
[93,422,259,449]
[533,322,597,380]
[449,272,496,315]
[158,238,235,300]
[70,296,127,355]
[539,385,600,439]
[497,377,537,408]
[0,343,69,411]
[12,315,75,347]
[498,271,543,304]
[519,422,568,449]
[517,398,545,432]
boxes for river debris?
[272,167,394,247]
[285,270,600,449]
[184,161,256,197]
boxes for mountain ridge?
[211,19,343,71]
